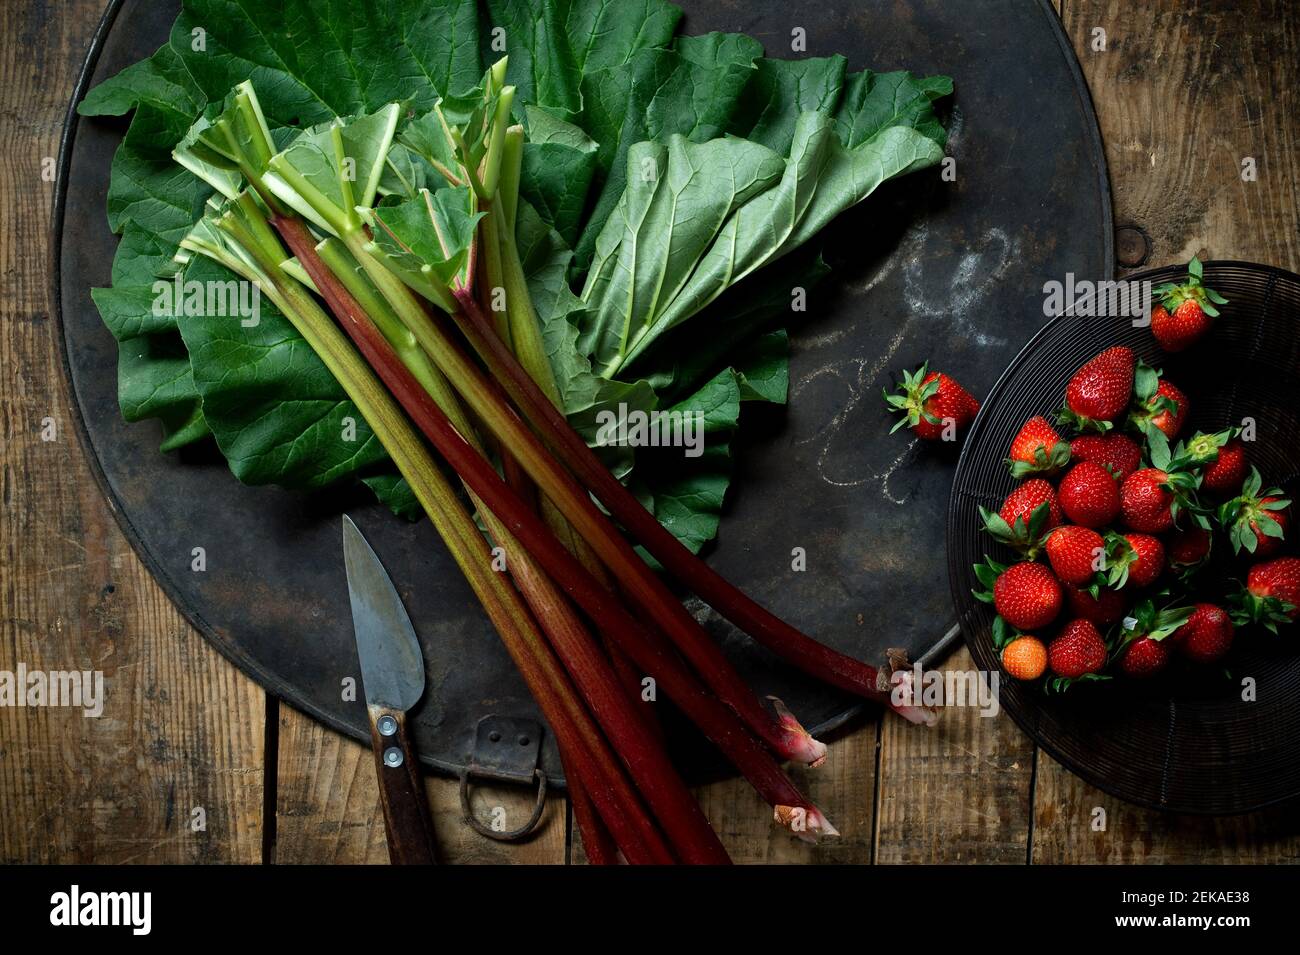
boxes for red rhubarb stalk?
[278,216,729,863]
[388,292,828,761]
[281,219,833,835]
[565,758,619,865]
[446,287,932,722]
[273,216,678,863]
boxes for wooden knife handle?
[367,706,439,865]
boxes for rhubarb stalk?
[279,219,834,836]
[278,214,733,863]
[195,196,674,865]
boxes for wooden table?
[4,0,1299,865]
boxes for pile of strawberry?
[962,262,1300,690]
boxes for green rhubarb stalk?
[200,200,675,865]
[284,216,834,836]
[276,214,731,863]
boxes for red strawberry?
[1250,498,1291,557]
[1120,468,1176,533]
[1231,557,1300,631]
[1118,636,1169,678]
[1151,257,1227,351]
[982,480,1062,555]
[999,480,1062,530]
[1166,526,1211,571]
[1105,532,1165,588]
[1065,584,1126,626]
[992,562,1063,631]
[1147,380,1189,439]
[1202,439,1248,495]
[1006,416,1070,477]
[1058,461,1122,528]
[1062,346,1135,429]
[1045,526,1105,586]
[1048,620,1108,678]
[1069,432,1141,484]
[1172,603,1234,664]
[1219,468,1290,557]
[886,364,979,440]
[1152,300,1212,352]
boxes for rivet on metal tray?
[383,746,404,768]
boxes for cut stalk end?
[888,669,940,726]
[768,697,828,768]
[773,805,839,843]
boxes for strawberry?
[1116,599,1193,678]
[1121,468,1182,533]
[1045,526,1105,586]
[1048,620,1108,678]
[1202,438,1248,495]
[974,558,1062,631]
[1104,532,1165,589]
[1058,461,1122,528]
[1166,526,1212,572]
[1130,362,1189,440]
[1171,603,1234,664]
[1061,346,1135,431]
[1069,432,1141,484]
[1118,637,1169,678]
[1230,556,1300,632]
[1001,636,1048,680]
[981,481,1061,555]
[886,364,979,440]
[1148,380,1189,439]
[1006,416,1070,478]
[1150,257,1228,351]
[1218,467,1291,557]
[1000,480,1063,530]
[1065,584,1126,626]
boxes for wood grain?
[1063,0,1300,274]
[691,715,879,863]
[1032,753,1300,863]
[875,647,1035,863]
[0,0,264,863]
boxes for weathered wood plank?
[1065,0,1300,274]
[693,715,879,864]
[273,705,567,863]
[1033,754,1300,863]
[875,647,1035,863]
[0,0,265,863]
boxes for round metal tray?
[949,262,1300,814]
[56,0,1112,783]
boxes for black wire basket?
[948,261,1300,814]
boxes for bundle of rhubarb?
[82,1,951,863]
[974,267,1297,692]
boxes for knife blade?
[342,515,438,865]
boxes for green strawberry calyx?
[1218,466,1290,555]
[980,501,1054,557]
[1228,578,1297,634]
[884,362,941,433]
[1006,439,1071,479]
[1142,429,1213,529]
[1152,256,1229,318]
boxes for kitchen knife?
[342,515,439,865]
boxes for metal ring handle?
[458,766,548,842]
